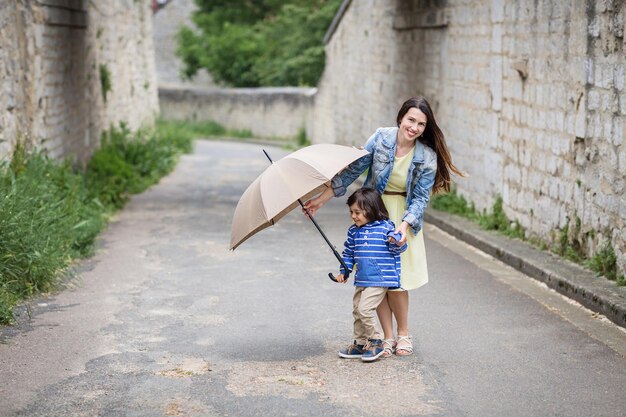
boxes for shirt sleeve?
[340,226,356,274]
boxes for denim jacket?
[331,127,437,235]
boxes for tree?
[177,0,342,87]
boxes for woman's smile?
[399,107,427,143]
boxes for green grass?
[0,146,105,323]
[0,122,198,324]
[430,190,524,239]
[158,119,253,140]
[158,118,313,150]
[430,188,623,285]
[295,127,311,147]
[584,242,622,284]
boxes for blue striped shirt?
[340,219,407,288]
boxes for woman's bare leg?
[387,291,412,354]
[376,294,395,340]
[387,291,409,335]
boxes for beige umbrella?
[230,144,369,279]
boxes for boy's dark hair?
[347,188,389,222]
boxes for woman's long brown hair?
[396,96,464,194]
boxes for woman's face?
[398,107,427,143]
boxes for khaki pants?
[352,286,388,345]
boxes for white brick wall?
[315,0,626,276]
[0,0,159,163]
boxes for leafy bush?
[85,124,192,210]
[177,0,342,87]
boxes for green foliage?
[177,0,342,87]
[0,146,105,322]
[431,189,623,286]
[430,189,477,218]
[0,122,198,324]
[585,242,618,282]
[157,118,254,140]
[296,127,311,147]
[430,189,524,238]
[252,3,337,86]
[86,124,192,210]
[157,118,224,140]
[553,221,585,263]
[229,128,253,138]
[478,197,510,233]
[99,64,112,101]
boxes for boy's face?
[349,203,369,227]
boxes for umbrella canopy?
[230,144,368,250]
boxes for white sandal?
[382,338,396,357]
[396,335,413,356]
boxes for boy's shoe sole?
[338,351,364,359]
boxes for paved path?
[1,140,625,417]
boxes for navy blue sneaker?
[338,341,365,359]
[361,339,384,362]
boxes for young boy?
[335,188,407,362]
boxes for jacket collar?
[382,127,425,163]
[360,219,388,229]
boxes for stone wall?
[314,0,626,275]
[313,0,412,147]
[159,85,316,139]
[152,0,213,86]
[0,0,159,163]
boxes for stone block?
[586,57,595,84]
[42,4,87,28]
[560,180,574,202]
[615,64,625,91]
[574,96,587,137]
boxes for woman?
[304,96,463,356]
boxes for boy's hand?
[336,273,346,283]
[387,231,403,245]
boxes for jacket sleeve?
[402,148,437,233]
[331,130,380,197]
[385,223,408,254]
[340,227,356,274]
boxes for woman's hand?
[302,187,334,217]
[395,221,410,245]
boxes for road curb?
[425,209,626,329]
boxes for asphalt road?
[1,140,625,417]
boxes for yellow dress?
[381,147,429,291]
